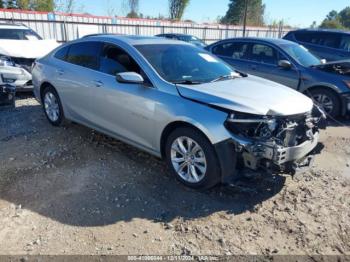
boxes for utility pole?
[242,0,248,37]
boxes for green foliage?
[169,0,190,20]
[0,0,54,11]
[0,0,4,8]
[320,7,350,29]
[221,0,265,26]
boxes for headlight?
[0,55,15,67]
[225,112,277,139]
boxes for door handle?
[93,80,104,87]
[249,65,257,70]
[56,69,64,75]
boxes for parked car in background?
[32,35,325,189]
[206,38,350,117]
[0,23,59,91]
[283,29,350,61]
[155,33,206,48]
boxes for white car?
[0,23,59,91]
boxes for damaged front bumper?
[0,65,33,91]
[234,131,319,172]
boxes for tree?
[169,0,190,20]
[221,0,265,26]
[7,0,18,9]
[17,0,30,9]
[320,10,344,29]
[339,7,350,28]
[0,0,4,8]
[124,0,139,18]
[31,0,54,11]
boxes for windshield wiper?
[172,80,203,85]
[210,74,237,83]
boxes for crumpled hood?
[312,60,350,76]
[0,39,60,59]
[177,75,314,116]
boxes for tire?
[165,127,221,189]
[41,85,64,126]
[308,88,340,118]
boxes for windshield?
[135,44,234,83]
[0,28,42,40]
[179,35,206,46]
[280,43,320,67]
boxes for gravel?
[0,96,349,255]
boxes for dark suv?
[284,29,350,61]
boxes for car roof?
[82,34,192,46]
[0,23,28,30]
[288,28,350,35]
[210,37,295,46]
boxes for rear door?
[211,41,251,72]
[52,41,103,123]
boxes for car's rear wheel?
[309,88,340,118]
[165,127,221,189]
[42,86,64,126]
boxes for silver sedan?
[32,35,325,189]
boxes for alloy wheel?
[170,136,207,183]
[44,92,60,122]
[312,93,334,115]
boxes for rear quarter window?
[54,45,69,61]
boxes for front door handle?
[93,80,104,87]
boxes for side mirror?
[278,60,292,69]
[320,59,327,64]
[116,72,144,84]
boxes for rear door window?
[66,41,102,70]
[212,42,249,59]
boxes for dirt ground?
[0,96,349,256]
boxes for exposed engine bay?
[225,106,326,173]
[314,60,350,76]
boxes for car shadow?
[0,116,287,227]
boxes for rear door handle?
[93,80,104,87]
[56,69,64,75]
[249,65,257,70]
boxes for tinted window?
[318,33,340,48]
[136,44,234,83]
[340,35,350,51]
[0,28,42,40]
[99,44,140,75]
[295,31,340,48]
[54,45,69,61]
[250,43,277,64]
[66,42,102,69]
[212,42,249,59]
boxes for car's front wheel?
[42,86,64,126]
[165,127,221,189]
[309,88,340,118]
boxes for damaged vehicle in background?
[32,35,326,189]
[0,23,59,92]
[207,38,350,117]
